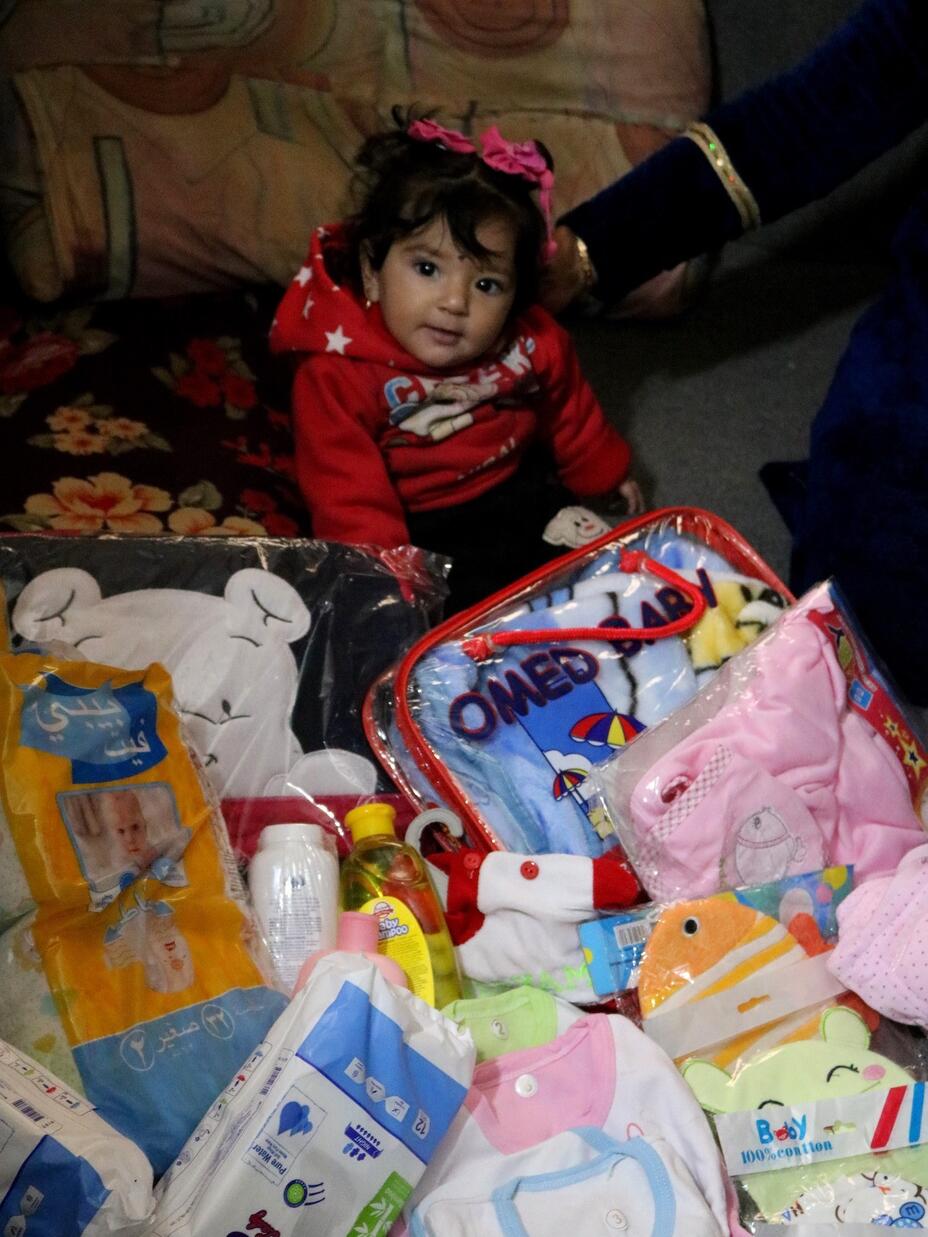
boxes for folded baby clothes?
[573,529,788,686]
[441,987,583,1062]
[401,1013,730,1236]
[638,895,849,1069]
[429,847,639,1004]
[413,558,786,857]
[684,1006,928,1223]
[607,583,925,901]
[828,843,928,1026]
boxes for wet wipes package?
[0,1037,153,1236]
[148,953,475,1237]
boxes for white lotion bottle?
[249,823,339,991]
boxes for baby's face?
[365,214,518,370]
[108,796,150,861]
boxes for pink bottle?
[292,911,409,996]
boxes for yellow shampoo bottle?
[341,804,462,1007]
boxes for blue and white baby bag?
[369,509,791,858]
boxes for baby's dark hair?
[342,107,553,315]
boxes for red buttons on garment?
[520,860,539,880]
[463,853,481,871]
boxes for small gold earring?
[364,297,372,310]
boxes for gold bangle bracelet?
[683,121,761,232]
[574,234,597,294]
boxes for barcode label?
[13,1097,44,1123]
[259,1065,283,1098]
[613,920,651,950]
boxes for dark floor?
[573,241,887,583]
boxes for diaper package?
[148,953,475,1237]
[366,509,791,859]
[0,534,446,863]
[590,581,928,902]
[0,647,287,1175]
[0,1036,154,1236]
[686,1006,928,1229]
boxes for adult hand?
[539,225,595,314]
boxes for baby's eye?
[475,276,505,295]
[414,260,438,277]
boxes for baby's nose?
[440,279,470,313]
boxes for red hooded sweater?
[270,224,631,548]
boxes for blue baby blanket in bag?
[365,509,791,858]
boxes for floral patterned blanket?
[1,287,309,538]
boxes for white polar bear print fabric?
[1,535,443,804]
[13,566,310,798]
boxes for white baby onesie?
[401,1014,730,1236]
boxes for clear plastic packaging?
[426,845,639,1005]
[365,508,791,858]
[828,841,928,1028]
[0,644,285,1177]
[0,533,448,861]
[579,867,860,1070]
[589,580,928,902]
[0,1037,154,1235]
[690,1006,928,1230]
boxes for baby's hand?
[599,479,645,518]
[618,478,645,516]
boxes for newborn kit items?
[368,508,791,858]
[0,510,927,1236]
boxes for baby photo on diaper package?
[58,783,188,908]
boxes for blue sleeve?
[561,0,928,304]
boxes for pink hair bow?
[407,118,556,261]
[479,126,555,260]
[407,118,476,155]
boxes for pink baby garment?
[610,584,924,901]
[828,843,928,1026]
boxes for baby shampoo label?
[360,897,435,1006]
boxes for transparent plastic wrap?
[365,508,791,858]
[688,1006,928,1230]
[828,841,928,1028]
[425,845,640,1005]
[579,867,871,1071]
[0,534,447,860]
[0,644,287,1177]
[588,580,928,902]
[149,952,475,1237]
[0,1037,154,1235]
